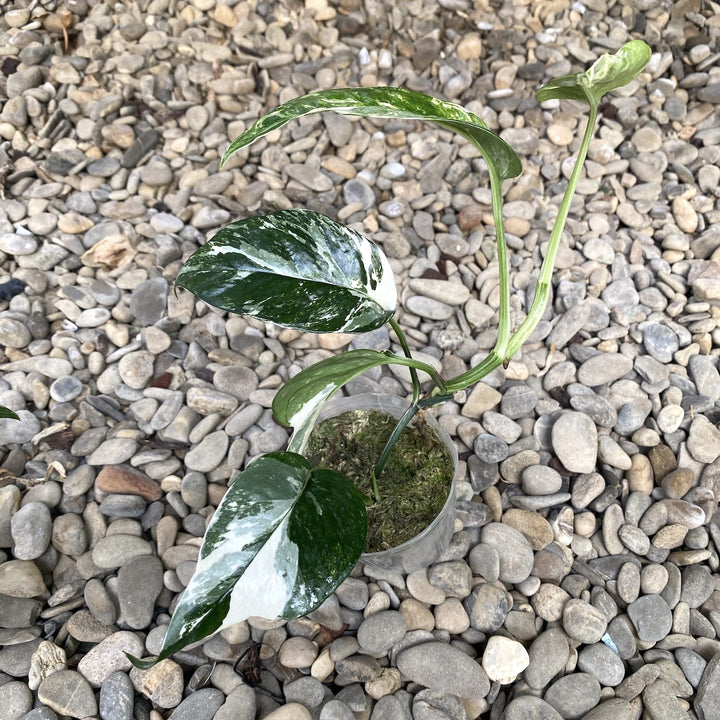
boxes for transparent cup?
[315,393,459,574]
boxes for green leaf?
[176,209,396,333]
[0,406,19,420]
[273,349,442,453]
[222,87,521,182]
[151,452,366,665]
[536,40,651,107]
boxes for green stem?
[390,317,421,405]
[372,403,418,495]
[489,168,511,359]
[372,394,453,489]
[442,103,600,394]
[503,103,598,358]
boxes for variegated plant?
[129,40,650,668]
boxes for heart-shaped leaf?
[137,452,366,666]
[0,406,19,420]
[222,87,521,182]
[536,40,651,108]
[274,349,442,453]
[176,209,396,333]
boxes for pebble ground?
[1,0,720,718]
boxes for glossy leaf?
[176,209,396,333]
[222,87,521,182]
[0,406,19,420]
[143,452,366,666]
[536,40,651,107]
[273,349,440,453]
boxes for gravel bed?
[1,0,720,718]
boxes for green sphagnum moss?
[306,408,453,552]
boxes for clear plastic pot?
[315,393,458,574]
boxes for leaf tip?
[125,652,159,670]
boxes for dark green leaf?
[222,87,521,182]
[151,452,366,665]
[176,209,396,333]
[0,406,19,420]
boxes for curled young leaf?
[222,87,521,182]
[139,452,367,666]
[273,349,443,453]
[536,40,651,107]
[176,209,396,333]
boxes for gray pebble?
[0,411,41,445]
[319,700,354,720]
[343,179,375,209]
[680,565,715,608]
[644,679,693,719]
[412,689,465,720]
[166,688,224,720]
[86,438,138,466]
[500,385,537,419]
[544,673,601,718]
[20,709,59,720]
[51,514,88,556]
[427,561,472,598]
[284,676,325,708]
[577,642,626,687]
[563,599,608,644]
[184,431,229,473]
[49,376,84,403]
[482,411,522,443]
[522,465,562,495]
[577,353,633,386]
[99,671,134,720]
[37,670,97,719]
[464,582,508,632]
[525,629,570,690]
[551,411,597,473]
[480,523,534,584]
[503,696,563,720]
[11,502,52,560]
[580,698,635,720]
[214,685,255,720]
[643,323,679,362]
[369,695,412,720]
[396,642,489,699]
[356,611,406,654]
[129,277,168,326]
[117,555,163,629]
[473,434,508,463]
[0,680,33,720]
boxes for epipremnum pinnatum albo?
[128,39,651,669]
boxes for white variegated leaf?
[176,209,396,334]
[144,453,366,665]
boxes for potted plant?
[129,40,650,668]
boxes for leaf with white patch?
[142,452,366,666]
[273,349,442,453]
[222,87,521,182]
[536,40,651,108]
[176,209,396,333]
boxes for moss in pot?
[127,40,651,668]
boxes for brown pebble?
[458,204,484,232]
[661,468,696,500]
[96,465,163,502]
[627,454,654,494]
[648,445,677,482]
